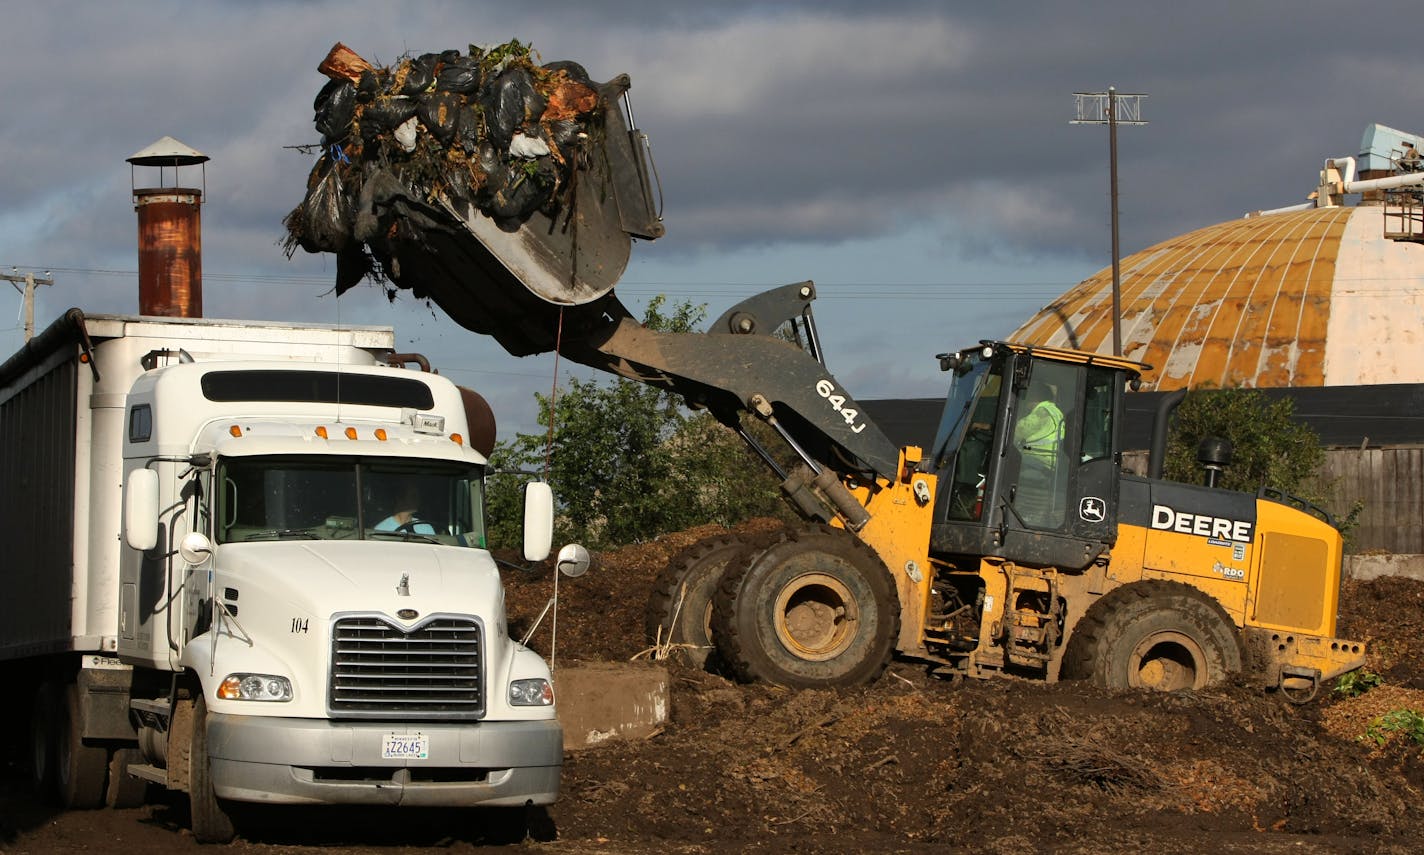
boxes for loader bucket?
[399,76,664,356]
[286,42,664,357]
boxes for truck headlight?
[509,678,554,706]
[217,673,293,702]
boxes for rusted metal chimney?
[126,137,208,318]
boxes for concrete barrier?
[553,661,670,751]
[1346,553,1424,581]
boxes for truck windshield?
[216,456,486,548]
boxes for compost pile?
[497,523,1424,853]
[282,41,606,292]
[5,525,1424,853]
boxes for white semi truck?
[1,309,577,842]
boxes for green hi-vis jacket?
[1015,400,1065,467]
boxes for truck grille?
[329,615,485,720]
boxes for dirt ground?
[4,520,1424,853]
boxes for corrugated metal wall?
[0,357,78,658]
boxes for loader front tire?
[1063,580,1242,692]
[646,532,776,668]
[712,525,897,688]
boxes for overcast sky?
[2,1,1420,436]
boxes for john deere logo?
[1079,497,1106,523]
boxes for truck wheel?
[56,681,109,809]
[30,682,59,800]
[712,524,898,688]
[188,695,236,843]
[106,747,148,808]
[1062,580,1243,691]
[645,532,771,668]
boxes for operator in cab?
[1013,382,1066,528]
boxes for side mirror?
[179,531,214,566]
[556,543,591,578]
[124,469,160,551]
[522,481,554,562]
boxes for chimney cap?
[127,136,209,167]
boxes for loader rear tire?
[645,532,774,668]
[1062,580,1242,692]
[712,525,898,689]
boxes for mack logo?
[1151,504,1253,543]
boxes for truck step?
[129,698,170,715]
[125,763,168,786]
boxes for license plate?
[381,733,429,760]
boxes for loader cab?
[927,342,1142,571]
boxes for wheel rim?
[1128,630,1207,691]
[772,572,858,661]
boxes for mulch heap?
[504,522,1424,852]
[282,40,607,291]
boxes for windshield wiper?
[243,529,320,541]
[368,530,442,544]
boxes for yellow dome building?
[1009,204,1424,390]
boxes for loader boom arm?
[557,282,903,492]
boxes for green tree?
[1163,387,1364,538]
[485,297,787,549]
[1164,388,1323,495]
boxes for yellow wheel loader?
[289,63,1364,699]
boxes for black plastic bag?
[542,59,592,86]
[398,54,437,96]
[455,102,484,153]
[480,157,558,228]
[356,68,381,102]
[416,91,463,147]
[479,66,546,150]
[361,96,419,134]
[293,160,352,253]
[435,55,482,94]
[544,117,582,153]
[314,79,357,142]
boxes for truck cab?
[5,311,571,842]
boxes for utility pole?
[1072,88,1147,357]
[2,269,55,342]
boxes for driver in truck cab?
[375,482,437,534]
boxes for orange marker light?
[374,428,388,441]
[228,425,242,437]
[450,433,464,446]
[344,427,358,440]
[315,426,329,439]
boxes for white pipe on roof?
[1329,156,1357,186]
[1346,171,1424,193]
[1245,202,1315,218]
